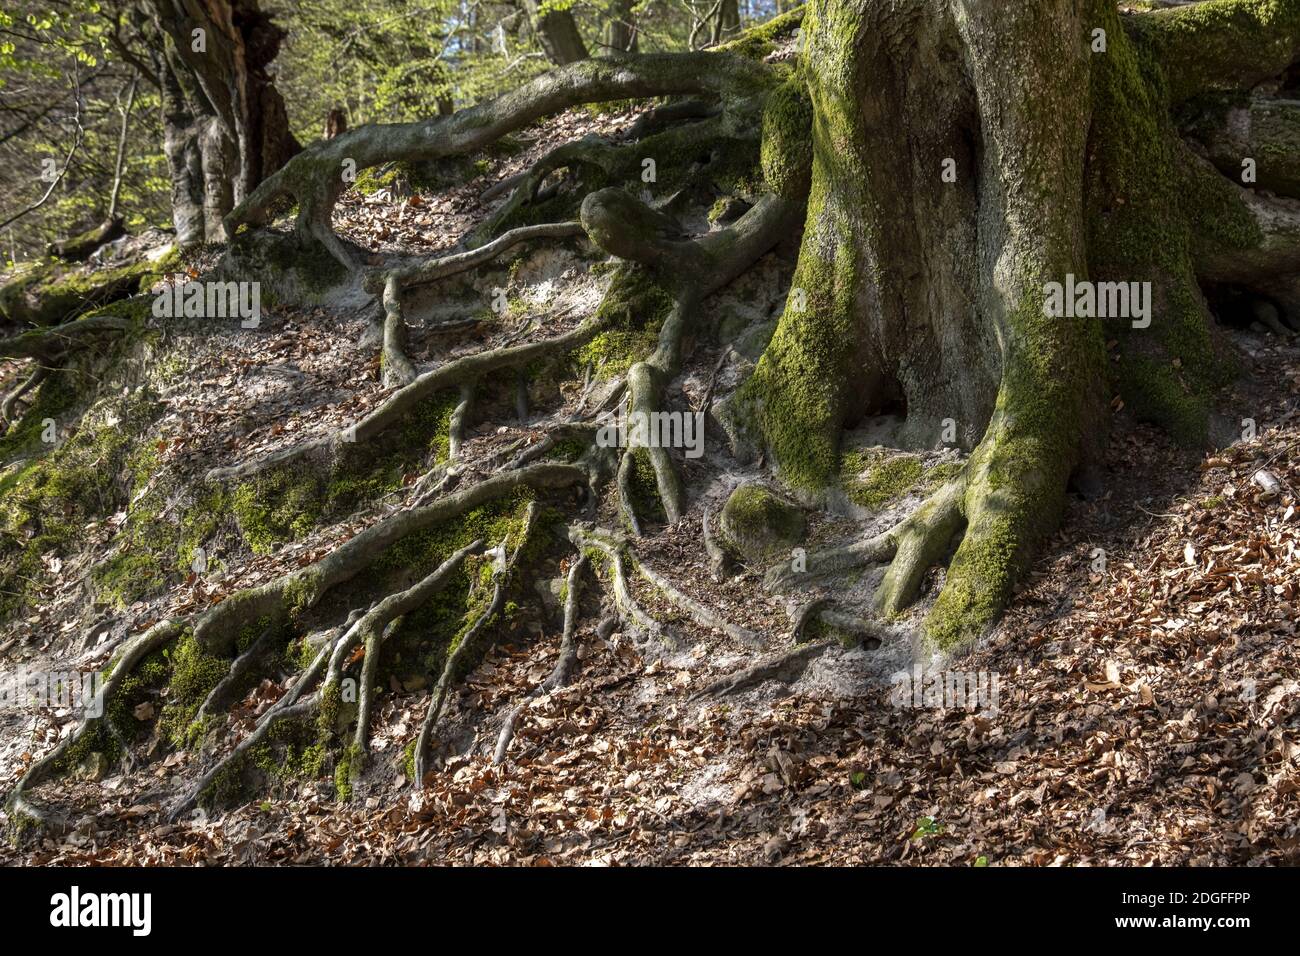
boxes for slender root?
[492,551,589,765]
[411,503,540,784]
[568,525,671,646]
[447,382,475,461]
[688,640,834,702]
[381,274,418,388]
[1,364,49,425]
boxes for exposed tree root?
[570,524,757,647]
[492,551,589,765]
[5,619,185,828]
[205,302,619,483]
[225,52,773,266]
[688,640,833,702]
[193,462,587,654]
[348,539,483,760]
[0,310,135,361]
[380,274,418,388]
[1,365,49,425]
[412,502,540,784]
[569,524,672,646]
[701,505,732,582]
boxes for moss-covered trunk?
[742,0,1300,648]
[742,0,1165,647]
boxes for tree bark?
[146,0,300,246]
[605,0,639,53]
[524,0,590,65]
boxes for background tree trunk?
[524,0,590,65]
[605,0,639,53]
[147,0,299,246]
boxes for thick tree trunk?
[524,0,590,65]
[742,0,1300,647]
[147,0,300,246]
[741,0,1101,646]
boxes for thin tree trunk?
[107,71,139,222]
[605,0,638,53]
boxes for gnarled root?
[570,524,758,647]
[193,462,587,655]
[225,52,772,267]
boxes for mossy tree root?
[688,639,833,702]
[412,503,540,784]
[492,551,590,765]
[170,538,482,816]
[579,188,802,527]
[5,619,185,828]
[568,524,670,645]
[349,539,483,761]
[193,462,588,655]
[0,311,136,362]
[225,52,774,267]
[570,524,758,647]
[1,365,49,425]
[1129,0,1300,107]
[205,300,621,484]
[371,221,587,387]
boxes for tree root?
[688,640,833,702]
[5,619,185,828]
[1132,1,1300,107]
[381,274,418,388]
[226,52,773,266]
[492,551,589,765]
[568,524,672,646]
[702,505,733,582]
[412,502,540,784]
[570,524,758,647]
[348,539,483,759]
[193,462,587,654]
[447,383,475,461]
[0,311,135,361]
[205,303,619,483]
[1,365,49,426]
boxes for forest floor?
[1,102,1298,866]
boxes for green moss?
[232,470,325,555]
[713,6,806,61]
[0,388,161,619]
[1127,0,1300,105]
[334,742,362,801]
[375,493,538,685]
[159,633,230,749]
[761,75,814,201]
[736,172,857,490]
[574,265,673,380]
[0,250,175,328]
[92,552,166,608]
[719,482,805,563]
[841,450,924,509]
[1085,2,1246,447]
